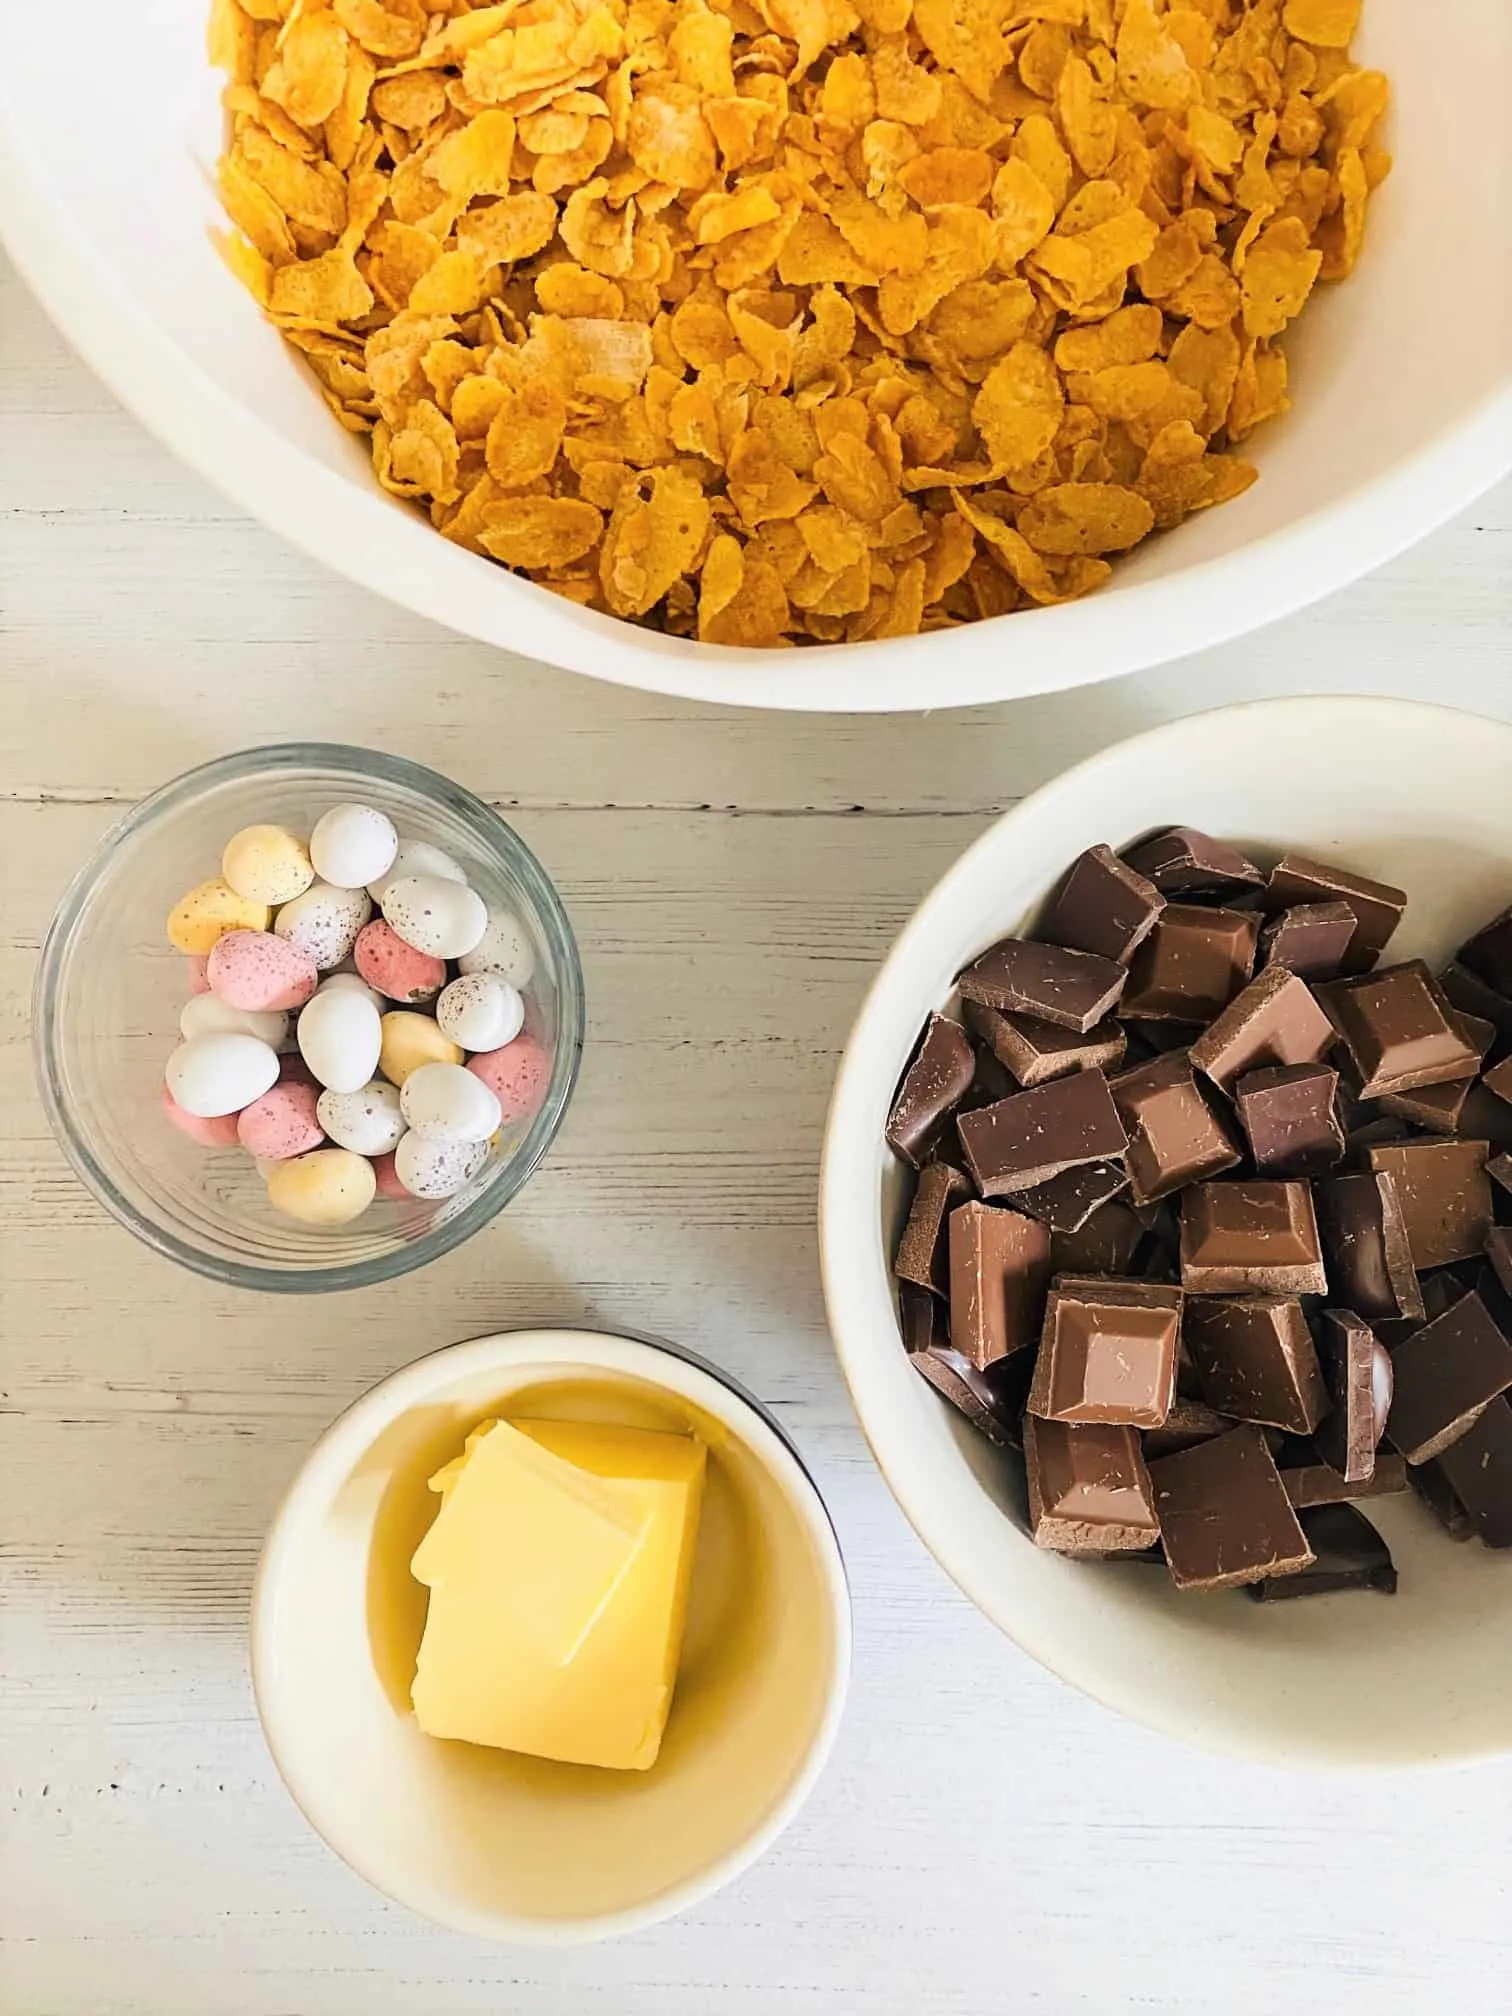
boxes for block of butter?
[410,1415,706,1771]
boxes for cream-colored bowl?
[251,1329,850,1941]
[1,3,1509,710]
[821,697,1512,1767]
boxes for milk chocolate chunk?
[1264,854,1407,974]
[1039,845,1165,965]
[886,1013,975,1167]
[1366,1139,1492,1270]
[1121,827,1265,898]
[1012,1160,1130,1232]
[948,1201,1051,1368]
[1179,1180,1327,1295]
[894,1160,970,1295]
[1050,1200,1143,1277]
[1313,1309,1389,1481]
[1109,1051,1241,1206]
[1027,1277,1181,1427]
[1384,1290,1512,1464]
[1279,1448,1408,1508]
[900,1283,1025,1448]
[957,938,1126,1034]
[1258,901,1358,981]
[1122,905,1259,1023]
[1233,1063,1345,1178]
[1409,1458,1476,1540]
[1326,962,1483,1098]
[1142,1397,1236,1459]
[1024,1415,1160,1554]
[1455,905,1512,999]
[1247,1504,1397,1600]
[956,1070,1127,1196]
[1377,1077,1474,1135]
[1187,965,1336,1094]
[1434,1396,1512,1547]
[1183,1295,1327,1434]
[963,1000,1126,1088]
[1149,1426,1313,1592]
[1439,962,1512,1056]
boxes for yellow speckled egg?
[266,1148,377,1227]
[222,824,315,907]
[166,879,272,955]
[379,1010,464,1087]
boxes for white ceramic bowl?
[821,697,1512,1767]
[252,1328,851,1941]
[2,5,1509,712]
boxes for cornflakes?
[210,0,1388,645]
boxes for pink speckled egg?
[372,1151,411,1200]
[186,955,212,995]
[237,1079,324,1161]
[208,929,319,1013]
[466,1032,551,1124]
[354,918,446,1004]
[161,1082,241,1147]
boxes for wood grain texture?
[3,251,1512,2016]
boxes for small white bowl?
[821,697,1512,1768]
[252,1329,850,1941]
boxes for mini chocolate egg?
[237,1079,324,1161]
[160,1083,242,1147]
[382,875,487,961]
[367,839,467,906]
[310,803,399,892]
[458,907,536,988]
[317,1080,406,1157]
[166,879,271,956]
[400,1061,502,1144]
[394,1131,490,1199]
[208,928,318,1013]
[274,881,372,970]
[296,987,383,1093]
[165,1031,280,1117]
[315,970,385,1013]
[436,971,524,1052]
[267,1148,377,1226]
[467,1033,551,1124]
[378,1011,464,1087]
[179,991,288,1049]
[354,919,447,1003]
[222,824,315,907]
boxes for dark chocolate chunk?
[947,1201,1051,1368]
[1120,827,1264,898]
[963,1000,1127,1088]
[1313,1309,1389,1482]
[1183,1295,1326,1434]
[1454,1084,1512,1153]
[1141,1397,1236,1459]
[1050,1200,1143,1277]
[1039,845,1165,966]
[886,1013,975,1167]
[1278,1447,1408,1508]
[1149,1425,1313,1592]
[1187,964,1336,1094]
[1483,1055,1512,1109]
[1316,1173,1425,1323]
[1027,1277,1182,1427]
[1366,1139,1492,1270]
[1179,1180,1327,1295]
[1487,1226,1512,1299]
[1434,1396,1512,1547]
[1258,901,1358,981]
[893,1160,970,1296]
[1233,1062,1345,1177]
[956,937,1126,1034]
[1376,1077,1474,1135]
[1011,1160,1129,1232]
[900,1283,1026,1448]
[1263,854,1407,974]
[1122,905,1259,1022]
[1455,905,1512,1000]
[1024,1414,1160,1554]
[1385,1289,1512,1464]
[1409,1458,1476,1540]
[1108,1051,1241,1206]
[1247,1504,1397,1600]
[1438,962,1512,1058]
[956,1070,1128,1197]
[1325,961,1483,1098]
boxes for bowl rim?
[1,94,1509,713]
[819,693,1512,1770]
[32,742,586,1294]
[249,1326,853,1944]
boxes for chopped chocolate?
[1455,905,1512,1000]
[893,1160,970,1296]
[1317,1172,1425,1322]
[1376,1077,1474,1135]
[1187,965,1337,1094]
[901,1283,1026,1448]
[1050,1200,1143,1277]
[1434,1396,1512,1547]
[1011,1160,1129,1232]
[1279,1447,1408,1508]
[956,1070,1128,1197]
[1409,1458,1476,1540]
[1039,845,1166,966]
[1141,1397,1235,1459]
[1122,905,1260,1022]
[1487,1226,1512,1299]
[1179,1180,1327,1295]
[1149,1425,1313,1592]
[1120,827,1265,898]
[1326,962,1484,1098]
[1438,961,1512,1057]
[1258,901,1358,981]
[1454,1084,1512,1153]
[1247,1504,1397,1600]
[1492,1152,1512,1198]
[1313,1309,1388,1482]
[1483,1055,1512,1108]
[886,1013,975,1167]
[1024,1414,1160,1554]
[1366,1139,1492,1269]
[947,1201,1051,1369]
[1385,1289,1512,1464]
[963,999,1127,1089]
[1183,1295,1327,1434]
[1027,1277,1181,1427]
[1108,1051,1241,1206]
[1233,1062,1345,1177]
[957,937,1126,1034]
[1263,854,1407,974]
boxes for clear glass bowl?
[35,745,584,1293]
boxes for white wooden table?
[4,249,1511,2016]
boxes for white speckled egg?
[394,1131,490,1199]
[309,803,398,891]
[317,1080,407,1157]
[315,970,385,1014]
[296,987,382,1093]
[274,882,372,970]
[367,839,467,906]
[400,1061,502,1143]
[382,876,487,960]
[435,971,524,1052]
[165,1031,280,1117]
[179,992,289,1049]
[457,906,536,988]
